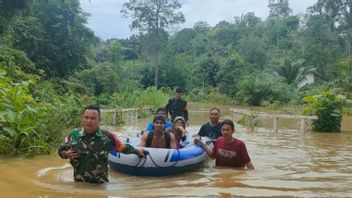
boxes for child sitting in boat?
[194,119,254,169]
[166,116,192,149]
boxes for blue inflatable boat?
[108,137,213,176]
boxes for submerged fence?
[101,106,152,126]
[230,108,318,133]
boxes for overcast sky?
[80,0,317,40]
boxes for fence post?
[300,119,306,132]
[273,116,278,133]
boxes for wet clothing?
[146,121,173,132]
[198,122,222,139]
[213,137,251,168]
[146,131,171,148]
[58,128,138,183]
[165,97,188,122]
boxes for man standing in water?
[196,108,222,139]
[58,104,145,183]
[195,119,254,169]
[165,87,189,123]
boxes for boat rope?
[141,149,181,168]
[134,155,145,167]
[138,153,148,168]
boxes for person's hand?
[194,138,205,147]
[65,148,78,159]
[136,148,146,158]
[176,126,186,137]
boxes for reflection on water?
[1,104,352,197]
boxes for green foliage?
[11,0,96,78]
[237,114,260,130]
[159,53,191,89]
[101,87,169,110]
[186,88,233,105]
[0,72,96,156]
[0,46,37,80]
[303,91,352,132]
[74,62,122,95]
[122,0,185,87]
[236,72,296,106]
[1,0,352,156]
[216,52,251,97]
[0,0,29,37]
[268,0,292,18]
[327,59,352,92]
[0,69,47,155]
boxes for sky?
[80,0,318,40]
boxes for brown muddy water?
[0,104,351,197]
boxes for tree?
[216,52,250,97]
[121,0,185,88]
[0,0,29,37]
[11,0,96,78]
[237,71,294,106]
[268,0,292,18]
[273,57,314,86]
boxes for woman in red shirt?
[195,119,254,169]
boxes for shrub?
[303,91,352,132]
[236,71,296,106]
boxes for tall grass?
[102,87,170,110]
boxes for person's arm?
[106,131,145,157]
[184,102,189,122]
[246,162,255,170]
[179,132,192,148]
[176,126,189,147]
[194,139,215,158]
[58,133,78,160]
[239,141,254,170]
[139,132,148,147]
[169,133,177,149]
[196,124,205,137]
[165,100,171,119]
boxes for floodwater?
[1,104,352,198]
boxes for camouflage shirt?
[58,128,136,183]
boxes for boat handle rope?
[137,151,148,168]
[135,154,147,167]
[135,149,181,168]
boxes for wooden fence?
[230,108,318,133]
[101,106,152,126]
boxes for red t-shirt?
[213,137,251,168]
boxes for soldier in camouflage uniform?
[58,104,144,183]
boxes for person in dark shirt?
[165,87,188,123]
[196,108,222,139]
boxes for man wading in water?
[166,87,189,123]
[58,104,145,183]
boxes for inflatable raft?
[108,136,213,176]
